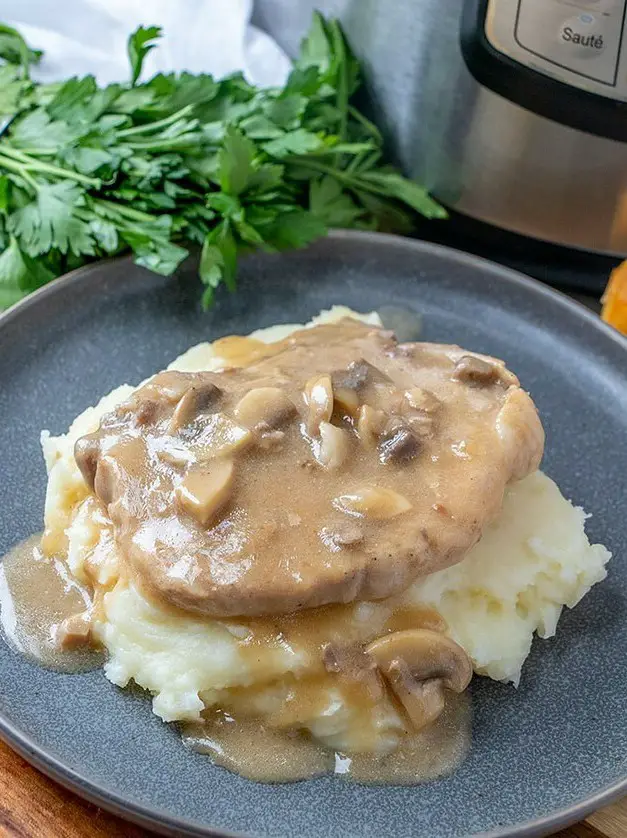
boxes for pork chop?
[75,319,544,617]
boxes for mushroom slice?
[344,358,393,388]
[74,433,100,491]
[140,371,196,405]
[320,520,363,551]
[175,459,235,526]
[134,399,160,426]
[234,387,296,429]
[366,629,473,731]
[394,343,416,359]
[333,487,411,519]
[330,360,376,417]
[452,355,500,386]
[304,374,334,434]
[155,439,195,468]
[333,386,360,418]
[378,420,421,464]
[255,425,286,450]
[338,360,371,389]
[404,413,435,441]
[315,421,350,469]
[169,382,222,432]
[356,404,386,448]
[404,387,441,414]
[188,413,252,459]
[55,611,92,650]
[93,455,120,507]
[387,667,447,729]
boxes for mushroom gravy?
[180,599,471,782]
[0,535,102,672]
[73,319,544,618]
[182,692,471,784]
[0,533,471,784]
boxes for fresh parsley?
[0,13,446,310]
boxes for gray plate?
[0,231,625,838]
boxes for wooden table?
[0,739,623,838]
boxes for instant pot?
[254,0,627,266]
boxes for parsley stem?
[116,104,194,138]
[0,154,38,190]
[286,158,346,180]
[94,198,157,223]
[335,50,348,145]
[5,148,55,157]
[346,150,381,175]
[0,146,101,187]
[327,21,348,168]
[347,106,382,144]
[126,133,201,151]
[29,161,100,187]
[287,157,394,199]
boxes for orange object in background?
[602,262,627,335]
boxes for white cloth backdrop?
[2,0,291,86]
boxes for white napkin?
[3,0,292,87]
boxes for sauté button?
[558,14,606,56]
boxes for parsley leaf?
[47,76,98,122]
[200,220,238,304]
[218,127,256,196]
[296,12,332,75]
[0,65,30,117]
[9,108,80,150]
[10,181,95,256]
[89,218,119,253]
[128,25,162,86]
[264,94,307,130]
[264,210,327,250]
[358,171,449,220]
[263,129,323,158]
[310,176,363,227]
[0,23,41,77]
[0,233,54,307]
[0,234,26,306]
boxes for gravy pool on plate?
[0,307,611,784]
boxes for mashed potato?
[40,307,611,754]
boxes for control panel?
[484,0,627,99]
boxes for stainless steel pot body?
[253,0,627,255]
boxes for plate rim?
[0,229,625,838]
[2,228,626,355]
[2,707,626,838]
